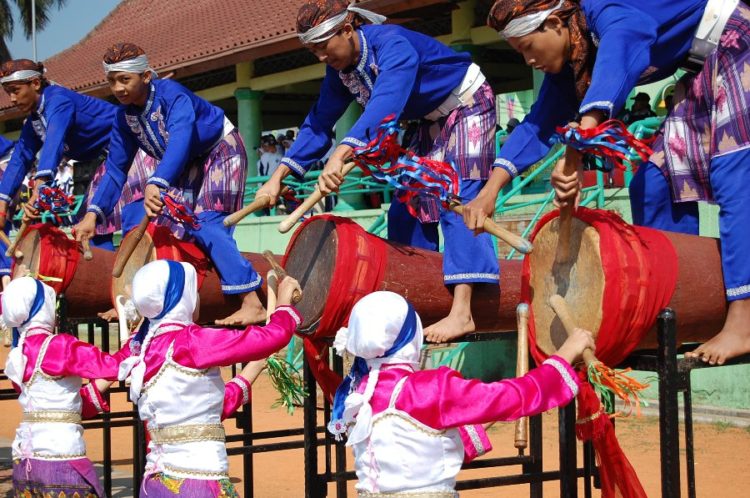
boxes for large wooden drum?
[524,208,726,366]
[11,224,115,318]
[112,223,273,324]
[282,215,522,338]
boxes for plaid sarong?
[147,129,248,240]
[659,3,750,203]
[407,81,496,223]
[85,149,156,235]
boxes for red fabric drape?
[523,208,677,366]
[29,224,81,294]
[521,208,679,498]
[283,216,387,401]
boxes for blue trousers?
[189,211,261,295]
[0,222,11,277]
[629,149,750,301]
[388,179,500,285]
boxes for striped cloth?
[162,129,248,239]
[85,149,156,235]
[659,3,750,203]
[405,82,496,223]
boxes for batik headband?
[298,4,386,45]
[102,54,155,75]
[500,0,564,38]
[0,70,43,85]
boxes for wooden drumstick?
[224,187,291,227]
[278,160,357,234]
[112,215,150,278]
[7,219,29,258]
[555,146,582,264]
[549,294,597,366]
[261,250,301,304]
[265,270,279,323]
[514,303,530,450]
[449,202,533,254]
[81,238,93,261]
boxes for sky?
[5,0,121,61]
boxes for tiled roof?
[0,0,305,115]
[0,0,454,118]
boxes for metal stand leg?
[657,309,680,498]
[132,406,146,498]
[529,413,543,498]
[684,378,696,498]
[100,321,112,497]
[304,355,325,498]
[559,402,578,498]
[240,402,254,497]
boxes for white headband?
[0,69,43,85]
[298,4,386,45]
[501,0,565,39]
[102,54,157,76]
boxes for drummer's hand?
[550,157,582,209]
[22,179,44,221]
[74,212,97,243]
[144,184,164,217]
[462,189,497,234]
[462,167,510,234]
[555,327,596,366]
[256,177,283,207]
[318,145,353,195]
[277,276,302,307]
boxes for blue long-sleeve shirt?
[0,85,116,203]
[89,78,226,217]
[0,135,13,158]
[281,24,472,177]
[495,0,707,178]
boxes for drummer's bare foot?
[424,284,476,344]
[685,298,750,365]
[215,291,266,326]
[424,312,475,344]
[97,308,118,322]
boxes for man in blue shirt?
[256,0,500,343]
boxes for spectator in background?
[498,118,520,147]
[276,133,288,156]
[505,117,520,134]
[622,92,656,125]
[258,135,283,177]
[55,159,75,196]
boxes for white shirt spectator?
[258,148,283,177]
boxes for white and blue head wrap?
[2,277,56,385]
[118,260,196,402]
[328,291,422,445]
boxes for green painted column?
[334,101,366,210]
[234,88,264,182]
